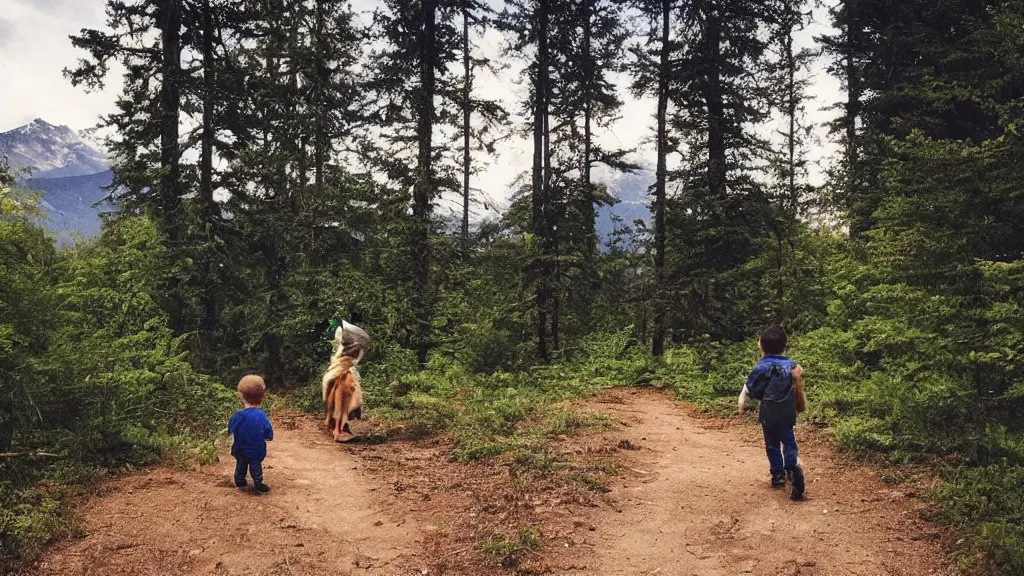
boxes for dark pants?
[762,424,799,473]
[233,452,263,485]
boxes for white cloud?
[0,0,118,132]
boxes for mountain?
[595,166,652,244]
[1,119,114,242]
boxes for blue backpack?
[746,357,797,429]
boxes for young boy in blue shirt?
[229,375,274,493]
[737,325,807,501]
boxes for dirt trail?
[550,389,952,576]
[24,390,955,576]
[24,414,425,576]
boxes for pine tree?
[497,0,556,360]
[412,0,439,368]
[366,0,471,367]
[184,0,367,382]
[545,0,636,344]
[456,1,507,250]
[67,0,198,331]
[767,0,814,318]
[630,0,679,356]
[663,0,782,341]
[818,0,867,237]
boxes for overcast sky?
[0,0,843,213]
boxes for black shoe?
[234,478,247,488]
[787,465,805,500]
[254,482,271,493]
[770,471,786,489]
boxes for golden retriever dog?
[322,321,369,442]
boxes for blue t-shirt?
[745,355,798,429]
[229,407,273,461]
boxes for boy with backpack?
[737,325,807,501]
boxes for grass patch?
[478,525,542,558]
[0,481,81,571]
[567,471,611,493]
[295,334,637,466]
[932,464,1024,575]
[509,444,562,474]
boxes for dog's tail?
[322,372,334,402]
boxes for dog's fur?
[322,322,368,442]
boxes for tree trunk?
[413,0,437,368]
[652,0,670,357]
[581,1,596,259]
[159,0,184,332]
[532,0,550,362]
[779,0,798,316]
[844,0,863,238]
[544,20,557,355]
[775,225,785,318]
[785,6,797,210]
[462,4,472,250]
[159,0,182,219]
[290,11,305,217]
[544,55,557,353]
[200,0,215,219]
[314,0,328,191]
[705,2,726,201]
[199,0,218,333]
[552,222,560,352]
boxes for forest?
[2,0,1023,573]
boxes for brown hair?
[238,374,267,405]
[760,325,788,355]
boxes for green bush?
[0,202,234,568]
[936,464,1024,573]
[0,481,78,569]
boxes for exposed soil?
[21,414,425,576]
[539,388,954,576]
[22,389,955,576]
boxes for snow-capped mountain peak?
[1,118,109,179]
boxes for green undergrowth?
[296,329,643,465]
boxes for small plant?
[587,460,621,476]
[478,525,542,559]
[0,481,81,570]
[567,471,611,493]
[510,444,561,473]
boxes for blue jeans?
[233,453,263,485]
[762,425,799,473]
